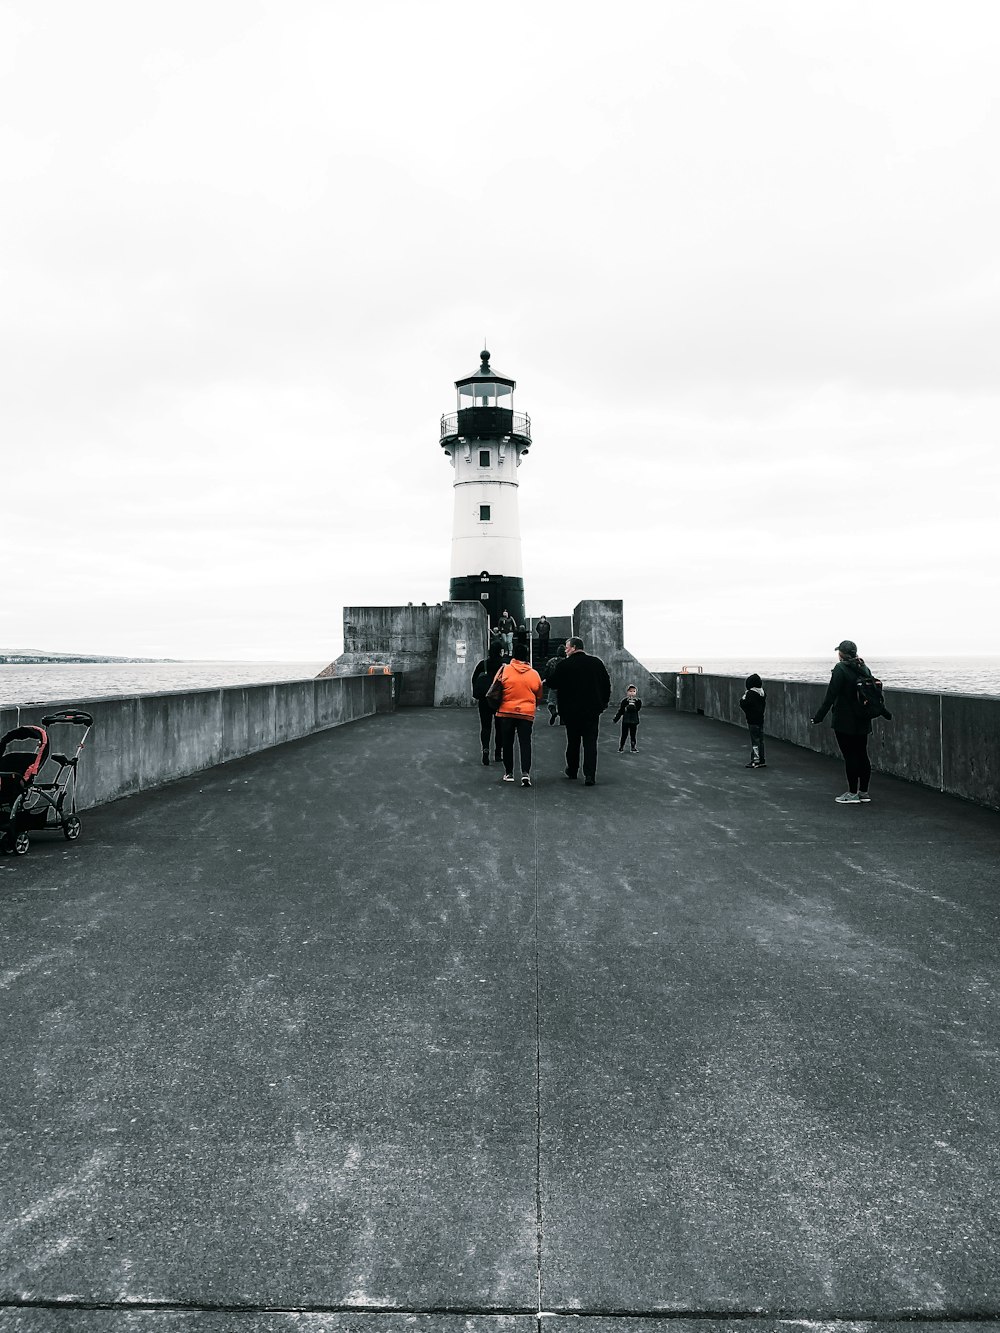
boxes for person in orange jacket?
[493,643,544,787]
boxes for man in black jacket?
[548,636,612,785]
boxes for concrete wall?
[652,671,681,708]
[434,602,489,707]
[573,600,673,707]
[677,673,1000,812]
[323,604,443,706]
[317,599,673,709]
[3,674,393,813]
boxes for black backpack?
[471,665,491,701]
[856,675,893,721]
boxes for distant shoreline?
[1,653,172,665]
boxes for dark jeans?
[536,638,549,666]
[564,713,601,780]
[747,723,766,764]
[835,730,871,793]
[619,721,638,750]
[478,701,500,757]
[497,716,533,775]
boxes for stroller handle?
[40,710,94,727]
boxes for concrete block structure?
[324,604,445,707]
[320,602,489,708]
[320,597,671,709]
[573,600,673,707]
[433,602,490,708]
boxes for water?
[642,656,1000,697]
[3,656,1000,708]
[0,661,329,707]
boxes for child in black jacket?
[612,685,642,753]
[739,673,767,768]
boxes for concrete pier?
[1,707,999,1328]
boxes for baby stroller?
[0,710,93,856]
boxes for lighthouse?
[439,349,532,629]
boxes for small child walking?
[613,684,643,753]
[739,673,767,768]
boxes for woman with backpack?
[810,639,881,803]
[471,642,504,766]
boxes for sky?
[2,0,998,664]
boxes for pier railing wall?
[1,674,395,813]
[671,673,1000,811]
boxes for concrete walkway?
[1,707,999,1331]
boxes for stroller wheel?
[2,831,29,856]
[64,816,82,841]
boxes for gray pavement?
[1,707,999,1330]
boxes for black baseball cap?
[835,639,858,655]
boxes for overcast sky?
[2,1,998,663]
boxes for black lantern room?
[440,350,531,452]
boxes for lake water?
[642,656,1000,697]
[2,655,999,708]
[0,661,330,707]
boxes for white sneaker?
[835,791,861,803]
[521,775,532,788]
[858,791,871,802]
[502,773,515,783]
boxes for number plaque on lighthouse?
[439,349,532,629]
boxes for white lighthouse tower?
[440,349,532,629]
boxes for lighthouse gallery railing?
[440,411,531,441]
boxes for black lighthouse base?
[450,573,524,631]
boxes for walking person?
[471,643,504,765]
[544,640,566,725]
[494,644,544,787]
[612,684,643,753]
[498,609,516,657]
[548,636,612,786]
[811,639,877,803]
[739,673,767,768]
[534,615,551,664]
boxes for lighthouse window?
[479,504,491,522]
[479,450,490,467]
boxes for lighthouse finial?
[480,346,490,370]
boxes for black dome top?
[454,347,515,389]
